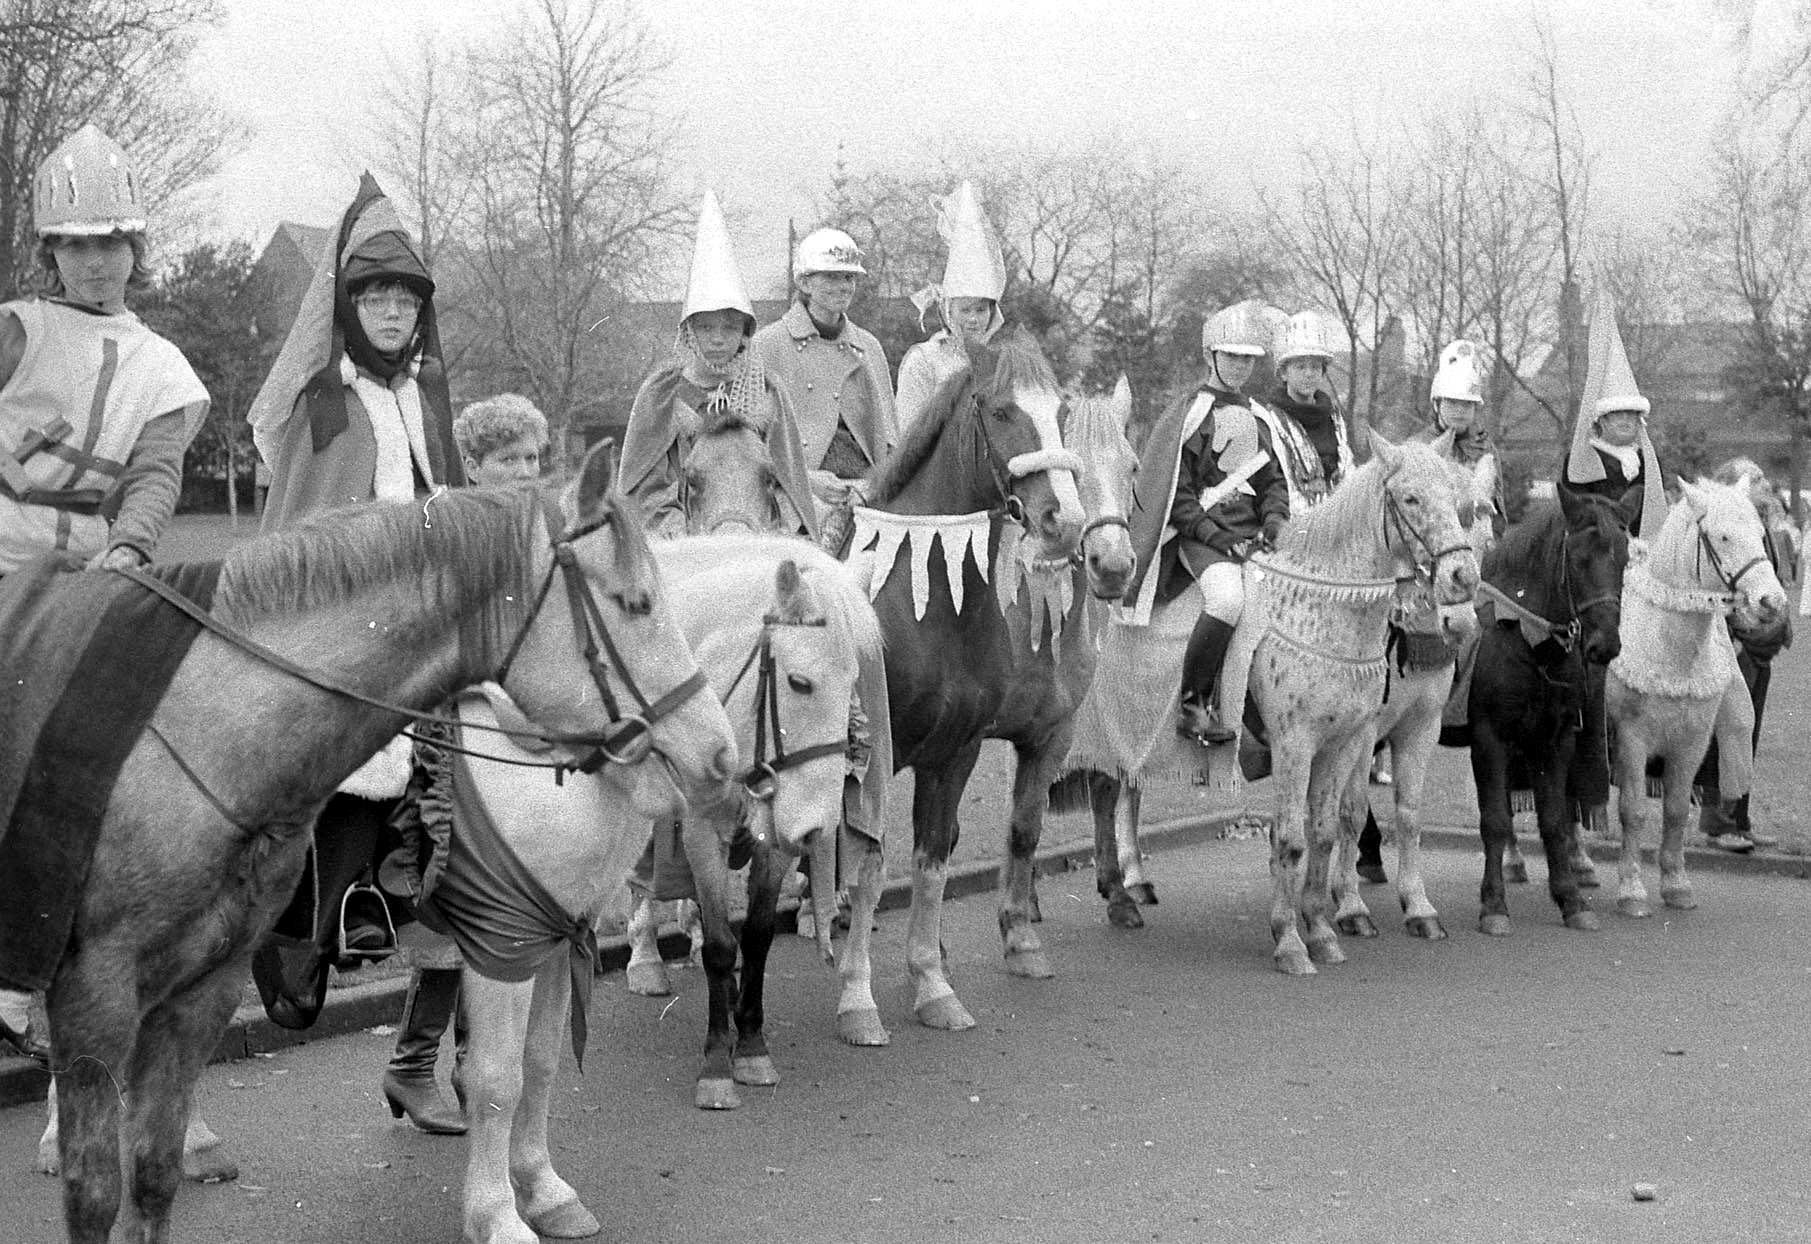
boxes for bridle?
[970,392,1028,526]
[720,616,847,801]
[1694,520,1769,597]
[1381,477,1473,589]
[491,493,710,773]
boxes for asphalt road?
[4,833,1809,1244]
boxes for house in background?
[247,222,329,344]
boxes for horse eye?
[611,590,652,618]
[684,470,703,493]
[787,673,814,694]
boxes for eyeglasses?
[354,290,422,315]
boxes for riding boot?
[1178,614,1238,744]
[382,968,466,1135]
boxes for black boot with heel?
[382,968,466,1135]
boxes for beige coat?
[751,303,897,477]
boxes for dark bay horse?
[848,327,1086,1032]
[18,443,736,1244]
[1470,485,1634,936]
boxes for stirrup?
[1177,698,1236,746]
[337,883,397,964]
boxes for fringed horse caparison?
[848,327,1088,1032]
[1604,477,1788,919]
[1469,484,1634,937]
[13,442,736,1244]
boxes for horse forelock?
[659,532,884,666]
[215,491,539,651]
[1066,392,1137,515]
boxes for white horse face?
[1067,378,1139,600]
[1377,439,1480,606]
[1681,477,1789,633]
[750,566,861,855]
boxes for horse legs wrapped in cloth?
[6,442,736,1244]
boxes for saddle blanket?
[0,557,221,991]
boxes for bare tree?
[450,0,688,462]
[369,33,473,275]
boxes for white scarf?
[1588,436,1641,481]
[342,355,433,500]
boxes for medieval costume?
[1255,310,1353,509]
[620,191,817,541]
[896,181,1006,437]
[242,175,458,1033]
[1125,300,1289,744]
[0,123,210,1064]
[751,227,897,518]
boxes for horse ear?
[1109,375,1133,428]
[1614,483,1643,530]
[575,438,617,514]
[773,559,806,623]
[1558,479,1584,524]
[1678,476,1709,514]
[1369,430,1402,470]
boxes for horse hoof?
[916,995,977,1031]
[182,1150,239,1184]
[1565,909,1601,931]
[1005,949,1055,979]
[1106,896,1145,929]
[36,1140,57,1177]
[1337,913,1379,939]
[528,1198,602,1239]
[1129,882,1159,906]
[1273,950,1317,976]
[1357,863,1388,885]
[837,1008,891,1047]
[625,962,673,996]
[1662,889,1698,911]
[733,1055,779,1087]
[1306,939,1346,966]
[1405,915,1447,941]
[1504,861,1529,884]
[1616,898,1651,919]
[1478,914,1512,937]
[695,1078,742,1110]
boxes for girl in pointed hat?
[896,181,1008,438]
[620,191,817,541]
[1124,299,1291,745]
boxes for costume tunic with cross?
[0,301,208,575]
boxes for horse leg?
[1303,731,1370,965]
[1268,735,1317,976]
[623,891,673,996]
[908,746,982,1029]
[1088,772,1142,929]
[836,836,891,1046]
[731,839,786,1089]
[460,970,542,1244]
[1660,741,1707,911]
[38,1052,233,1184]
[1119,785,1157,905]
[681,812,743,1110]
[1331,749,1377,939]
[1472,723,1516,936]
[1533,742,1597,930]
[1387,716,1447,941]
[1000,733,1065,978]
[510,958,597,1240]
[1612,722,1654,919]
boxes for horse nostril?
[711,744,737,782]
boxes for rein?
[720,617,847,801]
[1694,522,1767,599]
[1381,480,1471,588]
[121,493,708,781]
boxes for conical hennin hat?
[681,190,754,325]
[936,181,1007,303]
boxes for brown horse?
[841,327,1087,1033]
[17,444,737,1244]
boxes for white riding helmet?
[1429,339,1485,404]
[794,227,867,279]
[1273,311,1335,369]
[34,124,146,237]
[1201,299,1270,357]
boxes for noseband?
[493,494,710,774]
[721,618,847,802]
[1695,521,1769,596]
[1382,481,1472,585]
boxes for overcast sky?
[192,0,1772,296]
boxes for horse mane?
[1483,498,1568,588]
[697,392,772,439]
[658,532,885,663]
[211,489,546,652]
[866,329,1060,506]
[1282,451,1392,564]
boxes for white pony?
[1605,477,1788,917]
[451,536,873,1244]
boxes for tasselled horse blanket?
[0,556,222,990]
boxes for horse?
[675,395,786,535]
[1604,477,1788,918]
[1469,485,1634,937]
[9,442,737,1244]
[1330,452,1497,942]
[841,326,1087,1033]
[617,534,887,1109]
[449,536,876,1242]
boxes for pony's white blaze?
[1010,384,1085,529]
